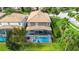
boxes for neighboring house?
[69,17,79,27]
[49,14,57,17]
[26,10,52,43]
[0,13,27,37]
[57,12,69,18]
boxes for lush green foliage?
[63,23,79,51]
[42,7,79,15]
[68,12,76,17]
[75,15,79,21]
[51,17,68,38]
[3,7,15,14]
[20,7,32,14]
[51,17,79,51]
[0,7,32,14]
[24,43,63,51]
[6,28,26,51]
[42,7,60,14]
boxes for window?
[9,23,19,26]
[30,22,35,26]
[1,23,8,25]
[27,30,35,35]
[19,22,21,25]
[0,29,5,34]
[38,22,49,26]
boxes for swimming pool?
[0,37,7,42]
[33,36,49,43]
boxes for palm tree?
[6,27,26,51]
[20,7,24,12]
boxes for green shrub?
[3,7,15,14]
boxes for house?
[26,10,52,43]
[0,13,27,37]
[57,12,69,18]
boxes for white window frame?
[1,23,9,26]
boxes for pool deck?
[0,42,6,44]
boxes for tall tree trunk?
[1,7,4,12]
[21,7,24,12]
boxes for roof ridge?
[27,11,42,22]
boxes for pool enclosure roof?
[26,26,51,30]
[0,13,26,22]
[27,11,51,22]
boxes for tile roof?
[27,11,51,22]
[26,26,51,30]
[0,26,23,29]
[0,13,26,22]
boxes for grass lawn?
[0,43,9,51]
[0,41,64,51]
[24,43,64,51]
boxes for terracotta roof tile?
[26,26,51,30]
[0,26,23,29]
[0,13,26,22]
[27,11,51,22]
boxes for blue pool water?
[0,37,7,42]
[33,37,49,43]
